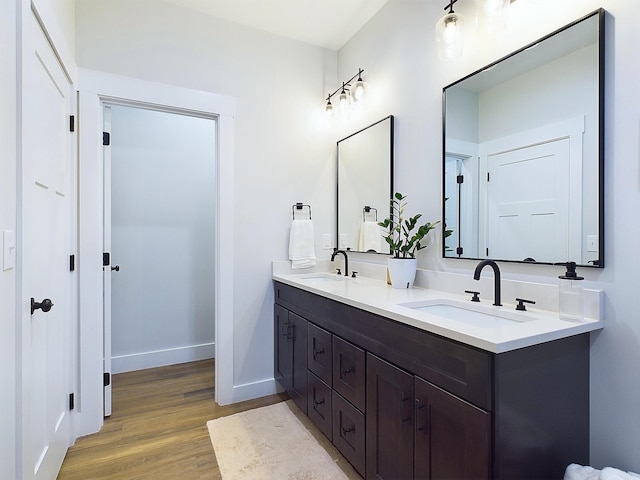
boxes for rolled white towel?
[289,219,316,269]
[358,220,381,253]
[564,463,600,480]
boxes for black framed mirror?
[442,8,604,267]
[337,115,394,254]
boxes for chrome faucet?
[473,259,502,306]
[331,248,349,277]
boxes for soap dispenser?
[557,261,584,321]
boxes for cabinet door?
[333,336,366,412]
[414,376,491,480]
[290,312,308,413]
[274,304,291,391]
[308,372,332,439]
[366,354,414,480]
[308,323,332,386]
[333,391,366,477]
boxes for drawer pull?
[343,368,352,375]
[341,425,355,436]
[313,347,325,359]
[313,398,325,408]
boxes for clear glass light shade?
[325,100,334,119]
[435,12,465,60]
[339,89,350,109]
[474,0,508,35]
[352,79,367,103]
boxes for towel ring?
[363,206,377,222]
[292,203,312,220]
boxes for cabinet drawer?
[333,336,366,412]
[332,391,365,477]
[307,372,332,440]
[308,323,332,386]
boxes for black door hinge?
[69,115,75,132]
[103,252,110,267]
[487,172,490,182]
[104,372,111,387]
[70,254,75,272]
[69,393,75,410]
[456,247,464,255]
[103,132,111,146]
[456,174,464,184]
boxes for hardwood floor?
[57,360,287,480]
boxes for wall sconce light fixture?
[325,68,367,119]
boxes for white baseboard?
[225,377,282,405]
[111,342,215,374]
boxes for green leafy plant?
[378,192,439,259]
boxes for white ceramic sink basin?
[295,273,347,283]
[398,298,534,328]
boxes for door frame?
[77,69,236,437]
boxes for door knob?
[111,265,120,272]
[31,298,53,315]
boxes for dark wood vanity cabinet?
[414,376,491,480]
[274,281,590,480]
[273,304,307,413]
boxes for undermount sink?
[398,298,534,328]
[295,273,347,283]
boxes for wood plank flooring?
[57,360,287,480]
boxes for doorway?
[102,103,217,415]
[78,72,236,437]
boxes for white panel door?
[21,8,73,480]
[486,138,570,261]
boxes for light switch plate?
[587,235,598,252]
[322,234,331,250]
[3,230,16,271]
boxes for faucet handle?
[464,290,481,302]
[515,298,536,311]
[351,271,358,278]
[336,268,342,275]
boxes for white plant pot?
[387,257,418,289]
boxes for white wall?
[109,105,216,372]
[339,0,640,471]
[75,0,337,392]
[0,0,17,477]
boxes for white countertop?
[272,269,603,354]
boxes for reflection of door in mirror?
[485,138,571,262]
[337,116,394,254]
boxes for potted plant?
[378,192,439,288]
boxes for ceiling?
[160,0,391,50]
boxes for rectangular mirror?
[337,115,394,254]
[443,9,604,267]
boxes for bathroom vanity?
[273,272,602,480]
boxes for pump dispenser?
[557,262,584,321]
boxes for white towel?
[358,220,381,253]
[565,464,600,480]
[601,468,640,480]
[564,464,640,480]
[289,219,316,269]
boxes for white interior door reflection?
[484,138,573,262]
